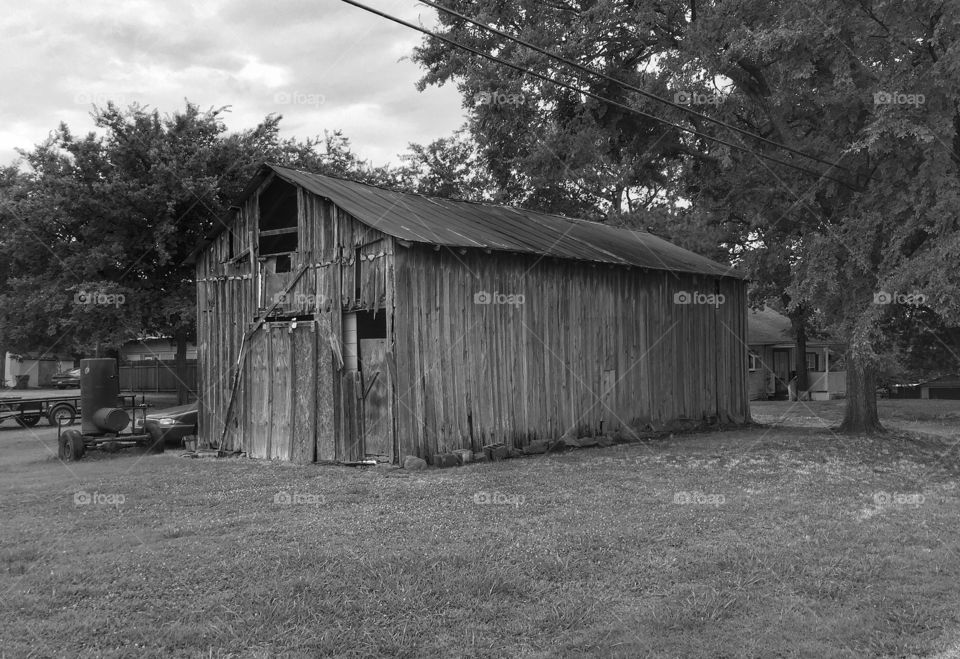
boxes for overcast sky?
[0,0,467,169]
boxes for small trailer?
[57,358,161,461]
[0,392,84,427]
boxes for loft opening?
[258,178,298,256]
[356,309,387,340]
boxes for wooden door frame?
[772,348,791,400]
[358,337,393,463]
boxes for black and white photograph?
[1,0,959,656]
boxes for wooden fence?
[119,360,197,393]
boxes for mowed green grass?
[1,416,960,657]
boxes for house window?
[748,353,759,372]
[805,352,820,371]
[258,179,298,256]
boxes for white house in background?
[120,338,197,362]
[2,352,72,388]
[1,339,198,388]
[747,307,847,401]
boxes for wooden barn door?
[360,338,393,462]
[247,326,272,459]
[245,321,320,462]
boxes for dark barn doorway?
[343,310,393,463]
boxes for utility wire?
[340,0,855,189]
[419,0,850,174]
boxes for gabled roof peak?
[206,162,744,279]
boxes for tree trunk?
[840,350,884,433]
[174,330,189,405]
[795,321,809,401]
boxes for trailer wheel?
[47,404,76,427]
[59,429,85,461]
[15,410,41,427]
[147,427,166,454]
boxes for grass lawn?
[751,398,960,439]
[1,402,959,657]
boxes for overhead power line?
[418,0,850,175]
[340,0,855,189]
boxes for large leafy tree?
[413,0,696,219]
[679,0,960,431]
[412,0,960,432]
[0,104,407,401]
[399,128,495,200]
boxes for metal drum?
[91,407,130,433]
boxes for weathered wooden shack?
[193,163,749,463]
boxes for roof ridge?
[267,162,626,228]
[195,162,745,279]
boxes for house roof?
[748,307,794,345]
[748,306,847,348]
[919,375,960,387]
[197,163,744,279]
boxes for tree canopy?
[0,104,422,360]
[411,0,960,430]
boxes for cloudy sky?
[0,0,467,168]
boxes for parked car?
[51,368,81,389]
[141,402,198,446]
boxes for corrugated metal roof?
[213,163,744,278]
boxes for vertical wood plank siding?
[197,182,749,462]
[391,245,749,458]
[196,184,391,457]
